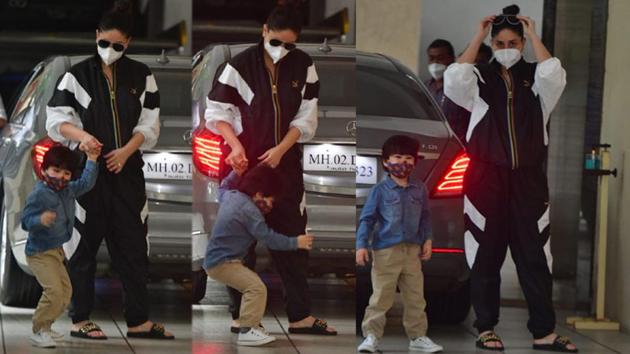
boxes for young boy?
[356,135,443,353]
[203,165,314,347]
[21,145,99,348]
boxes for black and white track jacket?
[204,41,319,168]
[444,58,566,169]
[46,54,160,171]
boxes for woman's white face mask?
[493,48,522,69]
[97,46,124,66]
[264,39,289,64]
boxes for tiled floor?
[0,278,191,353]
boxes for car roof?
[201,42,356,59]
[63,53,191,70]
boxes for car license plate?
[142,152,192,180]
[303,144,355,172]
[356,156,378,184]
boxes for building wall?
[602,0,630,332]
[356,0,422,72]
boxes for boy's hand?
[356,248,370,266]
[86,146,101,161]
[297,234,314,250]
[40,211,56,227]
[420,240,433,261]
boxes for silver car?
[191,42,356,299]
[0,53,191,307]
[356,52,470,324]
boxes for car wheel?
[192,269,208,304]
[426,279,471,324]
[0,204,42,307]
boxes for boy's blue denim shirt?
[203,171,298,270]
[356,175,432,250]
[21,160,98,256]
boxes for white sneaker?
[48,329,64,341]
[30,330,56,348]
[358,334,379,353]
[409,336,443,352]
[236,327,276,346]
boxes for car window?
[357,62,441,121]
[11,63,46,123]
[314,57,355,107]
[151,68,191,116]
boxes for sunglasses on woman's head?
[269,39,296,51]
[97,39,125,52]
[493,15,521,26]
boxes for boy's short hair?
[381,135,420,168]
[266,5,303,34]
[42,145,80,176]
[237,165,284,199]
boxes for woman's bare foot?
[289,316,337,333]
[127,320,174,338]
[231,319,240,329]
[534,333,577,351]
[71,320,106,339]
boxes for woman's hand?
[477,15,496,39]
[79,133,103,153]
[517,16,537,39]
[225,145,248,174]
[258,145,287,169]
[104,147,132,173]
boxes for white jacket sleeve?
[133,73,161,150]
[532,57,567,144]
[290,63,319,142]
[444,63,481,112]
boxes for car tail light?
[192,128,222,178]
[432,248,465,254]
[31,136,56,179]
[432,152,469,198]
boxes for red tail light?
[192,128,223,178]
[432,248,465,254]
[31,137,56,179]
[432,152,469,198]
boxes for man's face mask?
[427,63,446,80]
[386,162,415,179]
[97,38,126,66]
[43,173,69,191]
[493,48,522,70]
[264,38,296,64]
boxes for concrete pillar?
[547,0,594,282]
[356,0,422,73]
[602,0,630,333]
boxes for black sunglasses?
[97,39,125,52]
[493,15,521,26]
[269,39,296,51]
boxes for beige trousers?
[361,243,428,339]
[26,248,72,333]
[206,261,267,328]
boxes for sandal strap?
[555,336,572,346]
[479,332,502,343]
[79,322,102,334]
[313,319,328,330]
[151,323,166,334]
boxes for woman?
[444,5,576,353]
[204,5,336,335]
[45,1,172,340]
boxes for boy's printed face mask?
[254,198,273,215]
[43,173,69,191]
[386,162,415,178]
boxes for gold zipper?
[266,63,282,145]
[501,71,518,169]
[104,63,122,148]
